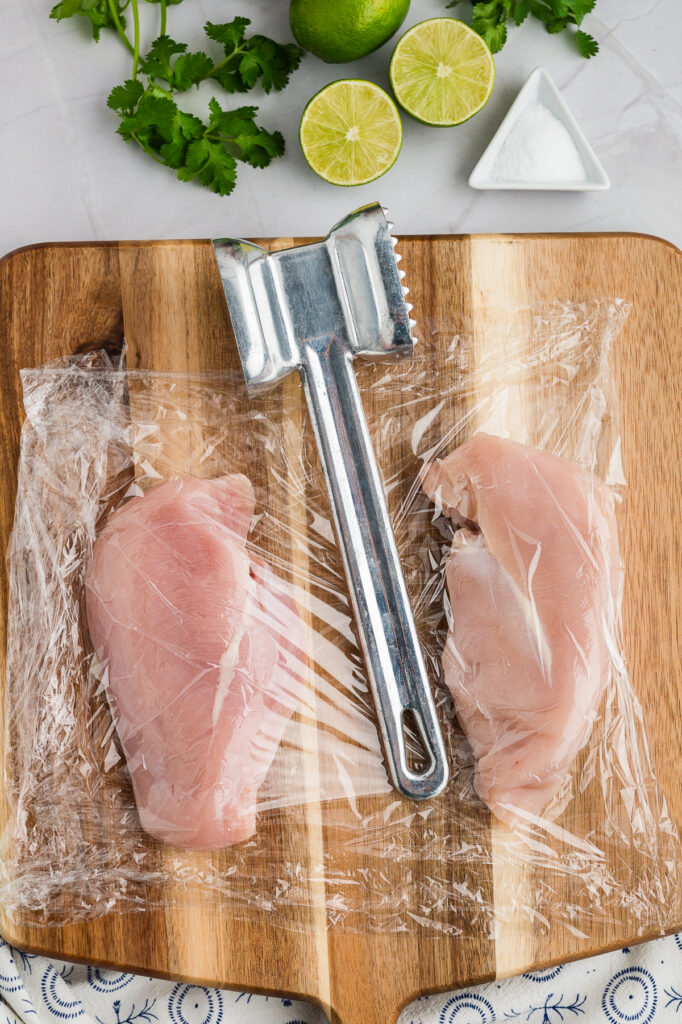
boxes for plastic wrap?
[1,299,679,936]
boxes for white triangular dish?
[469,67,609,191]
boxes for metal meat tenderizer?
[212,203,448,800]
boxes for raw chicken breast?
[86,475,305,850]
[422,433,620,825]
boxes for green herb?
[49,0,303,195]
[446,0,599,57]
[50,0,129,44]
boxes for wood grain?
[0,234,680,1024]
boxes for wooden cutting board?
[0,233,681,1024]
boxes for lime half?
[300,80,403,186]
[390,18,495,126]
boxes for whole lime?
[290,0,410,64]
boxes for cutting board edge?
[3,915,679,1018]
[0,915,333,1018]
[1,230,680,269]
[390,925,682,1021]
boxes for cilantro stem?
[160,0,167,36]
[132,134,167,164]
[106,0,135,56]
[131,0,141,79]
[200,46,246,83]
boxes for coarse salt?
[490,101,587,184]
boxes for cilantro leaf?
[576,28,599,56]
[446,0,600,56]
[546,18,569,32]
[513,0,532,24]
[472,1,505,20]
[543,0,569,16]
[203,17,251,50]
[204,19,303,94]
[233,127,285,168]
[205,98,285,168]
[205,98,257,136]
[178,140,238,195]
[159,109,205,168]
[528,1,562,25]
[49,0,127,41]
[472,15,508,51]
[238,53,261,90]
[468,1,509,52]
[139,36,217,92]
[247,36,305,93]
[139,35,188,85]
[107,78,144,115]
[568,0,596,23]
[120,93,178,154]
[205,65,247,94]
[172,51,215,91]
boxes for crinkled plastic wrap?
[1,299,679,936]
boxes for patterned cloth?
[0,933,680,1024]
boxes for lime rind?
[389,17,495,127]
[300,79,403,186]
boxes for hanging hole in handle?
[401,708,433,776]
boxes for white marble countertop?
[1,0,681,252]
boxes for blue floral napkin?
[0,932,680,1024]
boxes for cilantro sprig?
[446,0,599,57]
[49,0,303,196]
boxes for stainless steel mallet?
[213,202,448,800]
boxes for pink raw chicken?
[422,433,620,825]
[86,475,305,850]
